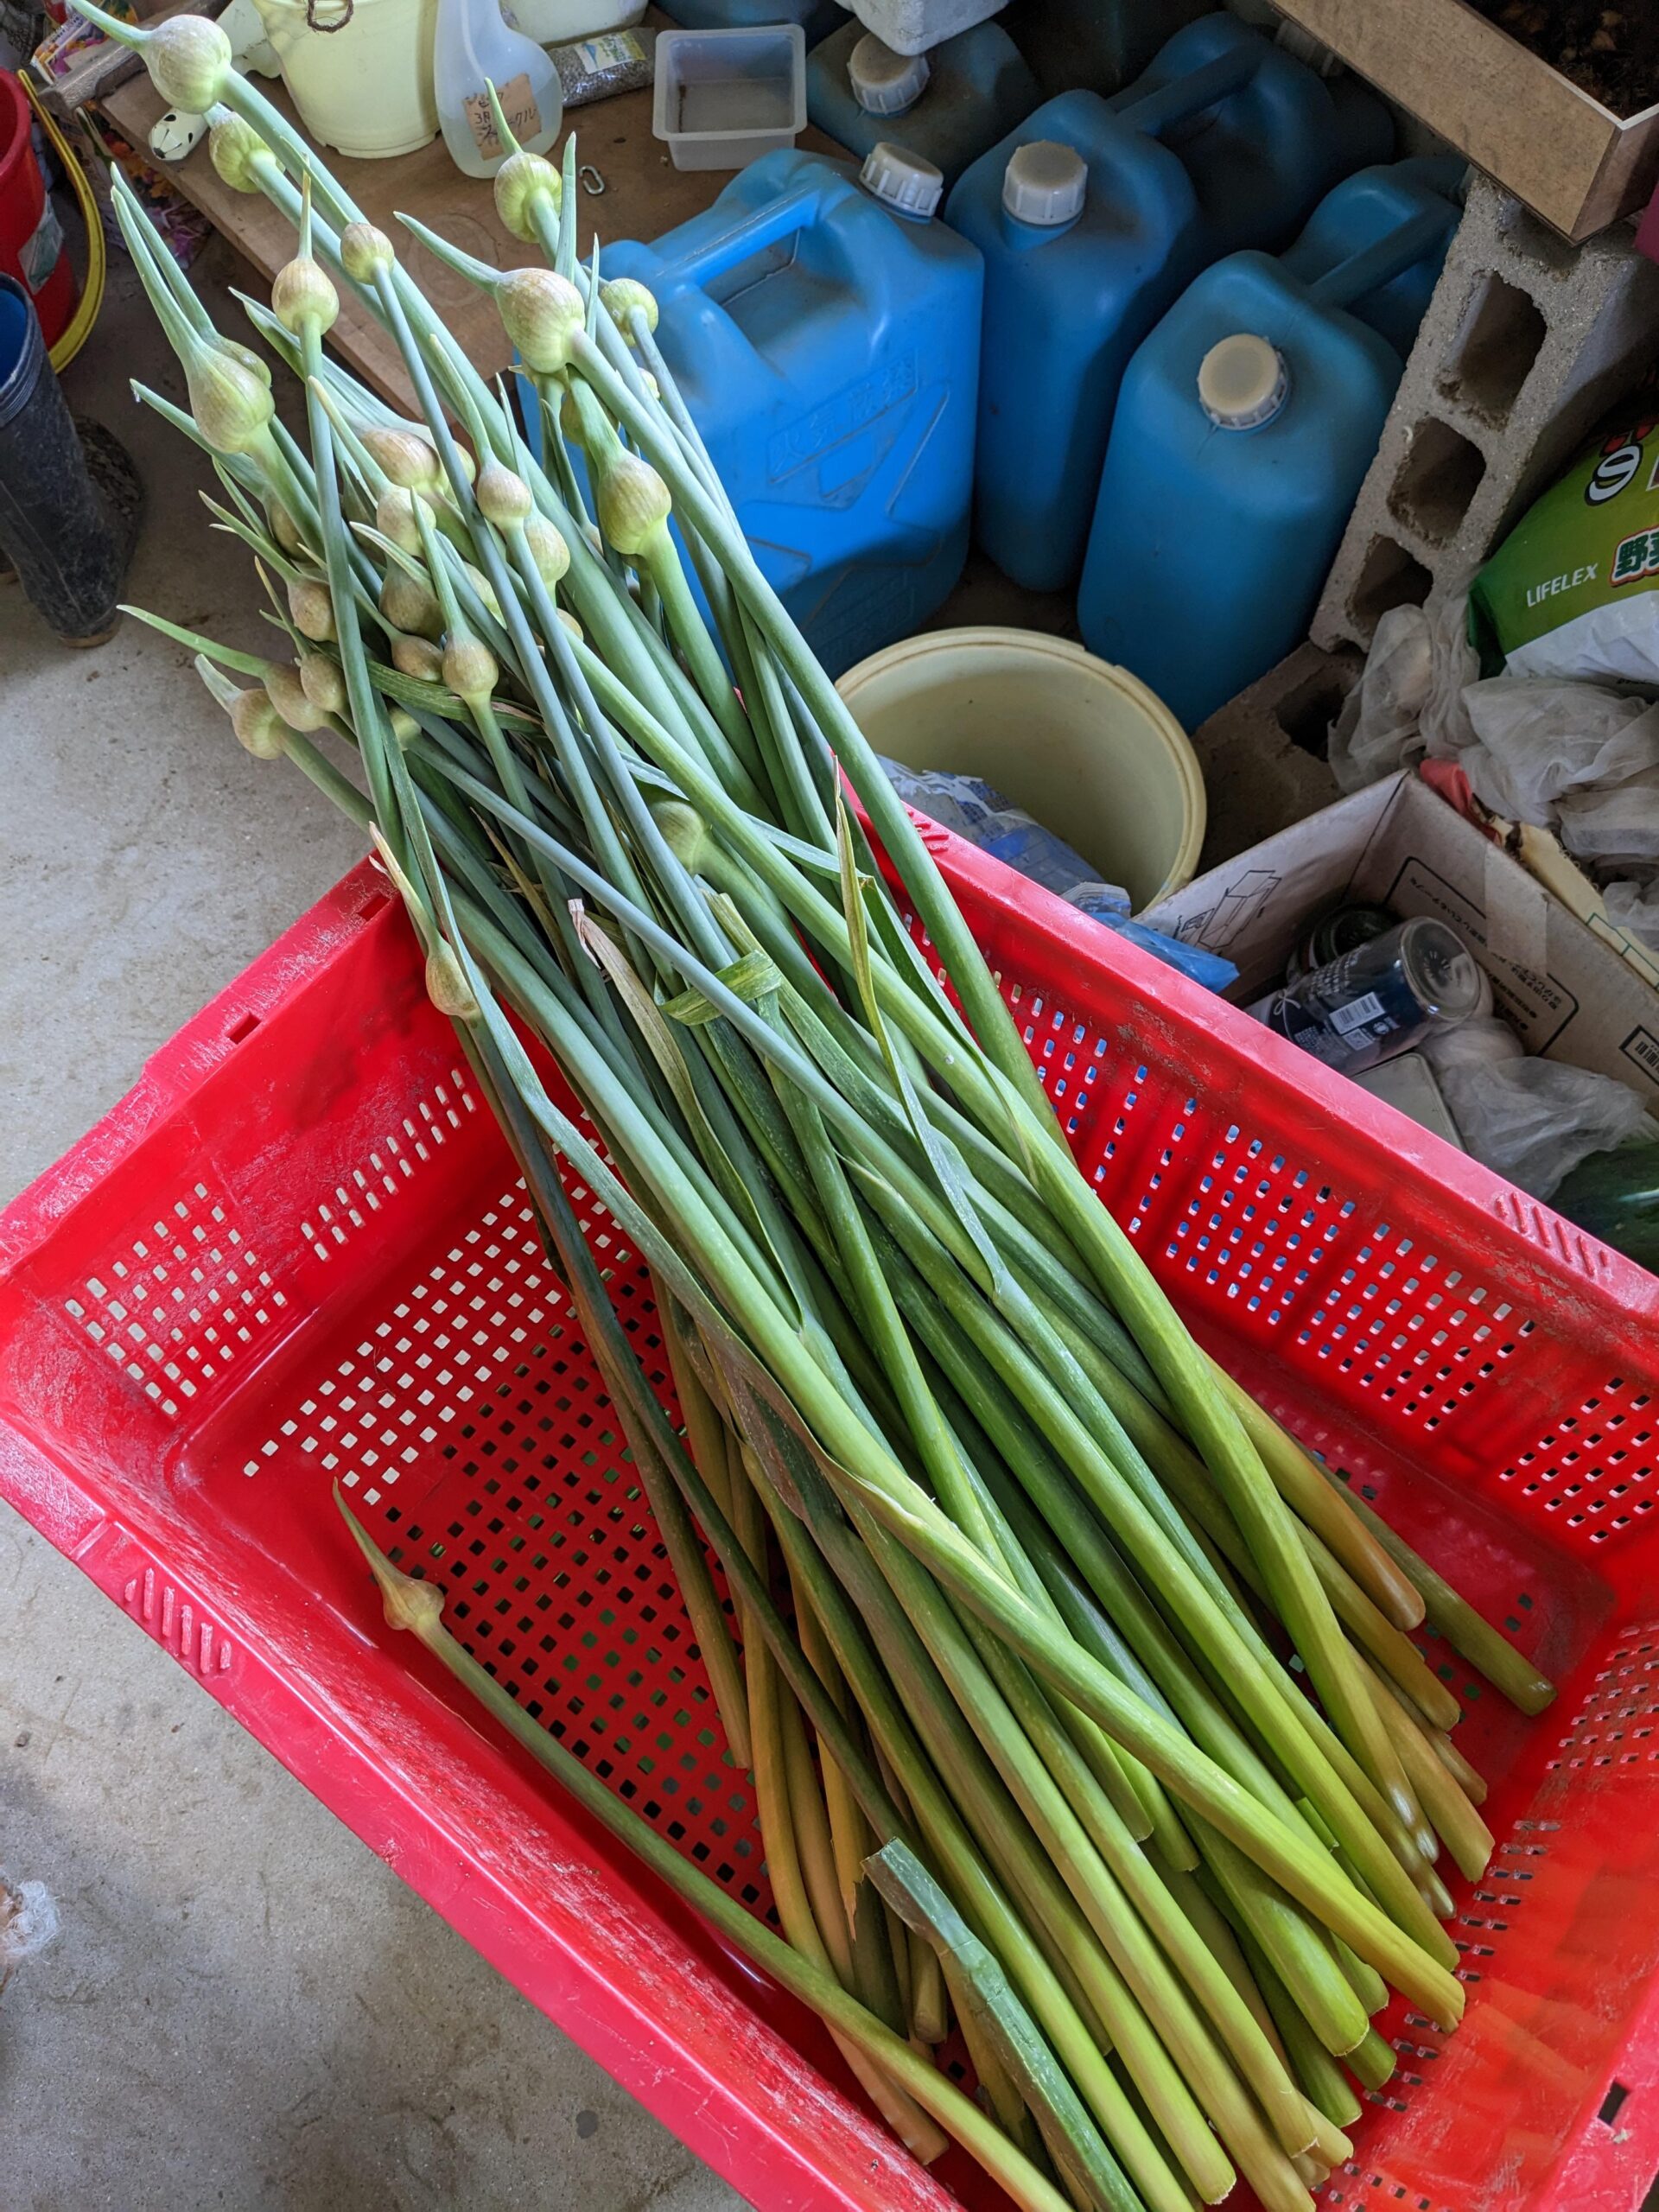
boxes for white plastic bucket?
[251,0,439,160]
[836,626,1205,913]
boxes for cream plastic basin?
[836,626,1205,913]
[251,0,438,160]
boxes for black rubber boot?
[0,272,138,645]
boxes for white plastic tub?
[652,24,807,170]
[836,626,1206,912]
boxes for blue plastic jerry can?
[657,0,842,47]
[601,146,983,678]
[947,97,1205,593]
[945,16,1392,595]
[1281,156,1468,362]
[805,19,1041,192]
[1077,166,1464,731]
[999,0,1211,100]
[1105,14,1393,260]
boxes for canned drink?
[1285,903,1396,984]
[1251,916,1484,1075]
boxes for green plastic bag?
[1554,1139,1659,1271]
[1469,391,1659,684]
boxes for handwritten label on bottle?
[465,73,540,161]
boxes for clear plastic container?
[652,24,807,170]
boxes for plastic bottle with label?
[600,143,982,675]
[945,14,1394,593]
[435,0,563,180]
[805,19,1040,190]
[1077,158,1464,729]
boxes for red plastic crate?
[4,826,1659,2212]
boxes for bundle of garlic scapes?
[91,14,1555,2206]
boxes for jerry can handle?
[1306,207,1450,317]
[1115,45,1261,143]
[659,183,830,290]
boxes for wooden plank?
[104,41,843,409]
[1274,0,1659,241]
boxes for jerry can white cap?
[1002,140,1086,226]
[1198,334,1289,429]
[861,141,944,219]
[849,32,930,116]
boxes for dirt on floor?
[1471,2,1659,118]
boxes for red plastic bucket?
[0,70,77,351]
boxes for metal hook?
[579,163,606,196]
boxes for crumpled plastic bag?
[1328,596,1478,793]
[1422,1015,1526,1075]
[1557,765,1659,876]
[1330,594,1659,899]
[0,1876,59,1999]
[1602,876,1659,953]
[1422,1018,1649,1198]
[1456,683,1659,826]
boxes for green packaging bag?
[1470,391,1659,684]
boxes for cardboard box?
[1143,771,1659,1104]
[1273,0,1659,241]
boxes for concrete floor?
[1,251,745,2212]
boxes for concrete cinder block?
[1189,640,1362,870]
[1313,173,1659,655]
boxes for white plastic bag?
[1556,765,1659,876]
[1420,594,1482,764]
[1602,877,1659,953]
[1456,683,1659,826]
[1329,606,1433,793]
[1421,1015,1525,1074]
[1422,1020,1648,1198]
[1328,595,1479,794]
